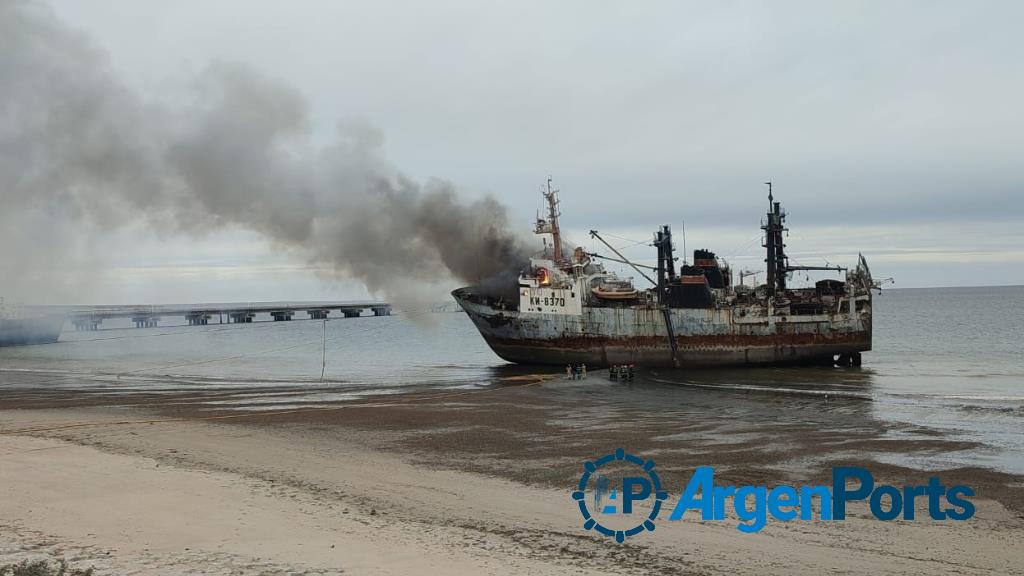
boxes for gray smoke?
[0,0,531,304]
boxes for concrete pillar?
[74,318,101,331]
[372,306,391,317]
[186,314,210,326]
[342,309,360,318]
[228,312,252,324]
[308,310,330,320]
[271,311,294,321]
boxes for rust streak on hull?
[482,334,871,367]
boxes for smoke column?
[0,1,531,304]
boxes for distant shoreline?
[884,284,1024,290]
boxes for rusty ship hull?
[455,290,871,367]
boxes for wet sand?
[1,371,1023,575]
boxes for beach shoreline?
[2,381,1023,575]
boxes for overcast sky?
[11,1,1024,303]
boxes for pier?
[68,301,391,331]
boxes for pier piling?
[67,301,390,332]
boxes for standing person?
[581,363,587,379]
[566,364,572,380]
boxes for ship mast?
[762,182,846,297]
[762,181,788,296]
[536,178,565,266]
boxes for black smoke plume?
[0,1,532,304]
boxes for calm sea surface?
[1,286,1022,473]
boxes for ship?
[453,180,878,368]
[0,300,66,347]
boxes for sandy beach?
[2,377,1023,575]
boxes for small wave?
[0,367,80,375]
[411,363,494,370]
[646,375,871,399]
[886,392,1024,402]
[442,382,491,390]
[199,387,408,408]
[954,404,1024,415]
[938,394,1024,402]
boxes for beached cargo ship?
[453,181,877,367]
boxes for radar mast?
[535,178,565,266]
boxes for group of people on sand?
[609,364,636,381]
[565,363,588,380]
[564,363,636,381]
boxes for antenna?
[765,181,773,205]
[680,220,687,266]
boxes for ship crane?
[588,231,658,286]
[591,228,681,367]
[583,252,658,272]
[786,264,847,273]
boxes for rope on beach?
[0,373,555,436]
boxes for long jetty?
[68,301,391,331]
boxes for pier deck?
[66,301,391,330]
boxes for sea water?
[0,286,1021,473]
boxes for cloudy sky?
[6,1,1023,304]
